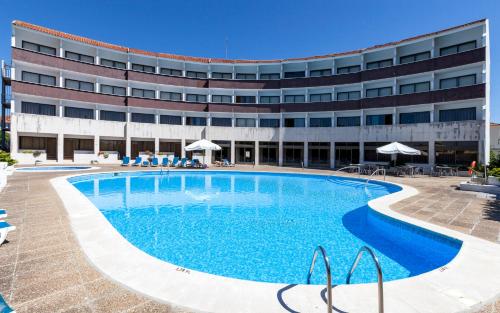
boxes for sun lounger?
[161,157,169,167]
[151,158,159,167]
[121,156,130,166]
[222,159,235,167]
[191,159,201,168]
[0,210,6,219]
[0,221,15,246]
[141,160,150,167]
[132,157,142,167]
[170,157,179,167]
[0,293,14,313]
[180,158,187,167]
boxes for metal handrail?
[306,246,332,313]
[346,246,384,313]
[336,165,361,176]
[365,168,386,185]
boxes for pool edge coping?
[51,169,500,313]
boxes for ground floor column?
[254,141,260,166]
[9,129,18,155]
[154,137,160,155]
[359,141,365,164]
[94,135,100,157]
[230,140,236,164]
[303,141,309,168]
[330,141,336,169]
[278,141,283,166]
[428,140,435,167]
[181,138,186,158]
[57,133,64,163]
[125,137,131,158]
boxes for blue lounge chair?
[191,159,200,168]
[121,156,130,166]
[0,293,14,313]
[151,157,159,167]
[0,221,15,246]
[180,158,187,167]
[0,209,6,219]
[161,157,169,167]
[170,156,179,167]
[141,160,150,167]
[223,159,235,167]
[132,157,142,166]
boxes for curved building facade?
[1,19,490,168]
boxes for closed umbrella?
[184,139,221,165]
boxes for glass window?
[337,91,360,101]
[337,116,360,127]
[100,84,126,96]
[260,73,280,80]
[65,51,94,64]
[365,88,379,98]
[64,106,94,119]
[211,117,232,127]
[160,115,182,125]
[132,88,156,99]
[100,110,126,122]
[160,68,182,76]
[310,69,332,77]
[235,96,256,103]
[22,71,56,86]
[21,101,56,116]
[310,93,331,102]
[186,94,207,102]
[439,74,476,89]
[458,75,476,86]
[366,114,392,126]
[336,65,361,74]
[284,118,305,127]
[439,107,476,122]
[309,117,331,127]
[259,96,280,104]
[284,95,305,103]
[435,141,478,167]
[186,116,207,126]
[366,87,392,98]
[212,95,232,103]
[100,58,127,69]
[235,118,256,127]
[440,41,477,56]
[22,41,56,55]
[399,111,430,124]
[131,113,155,124]
[236,73,257,80]
[366,59,393,70]
[160,91,182,101]
[284,71,305,78]
[399,81,430,94]
[132,63,155,73]
[186,71,207,79]
[212,72,232,79]
[259,118,280,128]
[65,79,94,92]
[399,51,431,64]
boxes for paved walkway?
[0,165,499,312]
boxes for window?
[309,118,332,127]
[284,95,305,103]
[22,41,56,55]
[435,141,478,167]
[131,113,155,124]
[366,87,392,98]
[236,73,257,80]
[160,68,182,76]
[440,41,477,56]
[132,63,155,73]
[284,118,305,127]
[132,88,155,99]
[186,94,207,102]
[101,84,126,96]
[260,96,280,104]
[337,65,361,74]
[309,93,331,102]
[310,69,331,77]
[21,71,56,86]
[212,95,232,103]
[399,111,431,124]
[399,82,430,94]
[21,101,56,116]
[65,79,94,92]
[160,91,182,101]
[212,72,232,79]
[366,114,393,126]
[337,116,360,127]
[100,58,127,69]
[100,110,126,122]
[235,118,256,127]
[337,91,361,101]
[259,118,280,128]
[186,116,207,126]
[64,106,94,119]
[364,142,391,162]
[366,59,393,70]
[160,115,182,125]
[260,73,280,80]
[439,107,476,122]
[186,71,207,79]
[439,74,476,89]
[399,51,431,64]
[284,71,305,78]
[211,117,232,127]
[235,96,256,103]
[65,51,94,64]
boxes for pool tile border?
[51,170,500,313]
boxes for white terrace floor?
[0,165,499,313]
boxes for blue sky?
[0,0,497,120]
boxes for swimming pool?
[69,171,461,285]
[17,166,95,172]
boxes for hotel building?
[0,19,491,168]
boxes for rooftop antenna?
[225,37,228,59]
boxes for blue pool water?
[17,166,93,172]
[69,171,461,285]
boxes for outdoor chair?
[0,221,15,246]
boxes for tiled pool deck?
[0,165,499,313]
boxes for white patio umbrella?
[376,142,422,156]
[184,139,221,164]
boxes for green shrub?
[0,150,16,166]
[488,168,500,177]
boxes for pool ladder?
[307,245,384,313]
[365,168,386,186]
